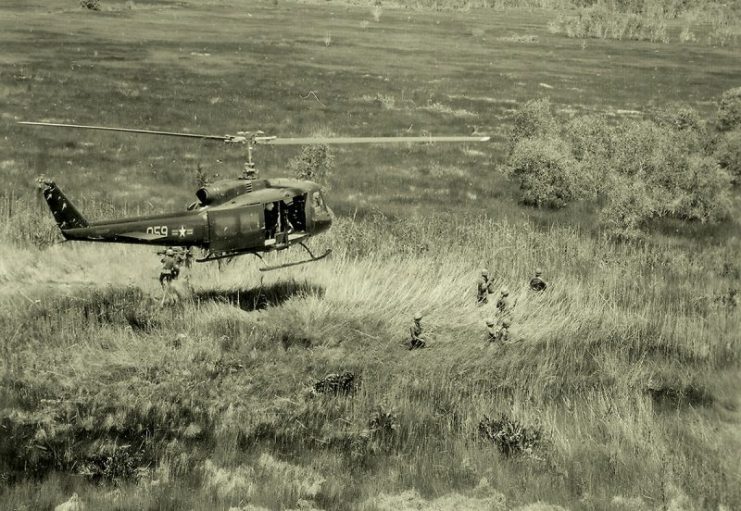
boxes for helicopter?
[19,121,490,271]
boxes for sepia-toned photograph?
[1,0,739,509]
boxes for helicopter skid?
[259,247,332,272]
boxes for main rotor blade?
[18,122,230,141]
[258,135,491,145]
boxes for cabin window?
[239,210,260,235]
[213,213,238,239]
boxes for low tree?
[506,137,578,209]
[717,86,741,132]
[715,129,741,185]
[508,98,559,154]
[289,144,334,190]
[599,177,657,241]
[664,155,732,223]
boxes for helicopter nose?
[313,213,332,234]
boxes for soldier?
[408,312,427,350]
[485,318,497,343]
[159,248,180,287]
[477,269,494,305]
[495,319,511,343]
[496,287,515,315]
[530,268,547,292]
[486,319,511,345]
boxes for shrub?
[556,5,668,42]
[289,144,334,189]
[478,414,542,457]
[650,103,704,133]
[508,98,559,153]
[368,405,398,440]
[564,115,617,198]
[717,87,741,132]
[506,137,578,208]
[565,114,616,162]
[599,177,656,241]
[664,155,732,223]
[715,129,741,184]
[611,120,672,178]
[312,372,357,396]
[80,0,101,10]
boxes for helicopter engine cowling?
[195,179,265,206]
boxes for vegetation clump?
[312,372,357,396]
[715,129,741,184]
[504,92,736,238]
[717,86,741,131]
[80,0,101,10]
[478,414,542,457]
[508,98,559,153]
[289,144,334,189]
[506,137,577,209]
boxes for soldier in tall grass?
[529,268,547,292]
[496,288,515,315]
[477,269,494,305]
[159,248,180,287]
[408,312,427,350]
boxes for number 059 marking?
[146,226,168,236]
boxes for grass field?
[1,1,740,510]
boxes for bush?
[650,103,704,133]
[717,87,741,132]
[478,414,542,457]
[80,0,101,10]
[312,372,357,396]
[715,129,741,185]
[289,144,334,189]
[611,121,672,178]
[508,98,559,153]
[663,155,732,223]
[564,115,617,198]
[504,99,734,236]
[557,5,668,42]
[507,137,578,208]
[609,121,731,225]
[599,177,656,241]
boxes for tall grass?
[1,205,739,510]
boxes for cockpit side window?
[311,191,326,212]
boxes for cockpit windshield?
[311,191,328,214]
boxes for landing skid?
[194,242,331,271]
[259,243,332,272]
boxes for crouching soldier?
[408,312,428,350]
[159,248,180,287]
[496,287,515,315]
[477,269,494,305]
[488,319,511,345]
[530,268,547,292]
[485,319,497,343]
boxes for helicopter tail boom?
[37,179,89,234]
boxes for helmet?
[486,319,495,326]
[501,287,509,296]
[414,312,423,321]
[535,268,543,276]
[481,269,489,276]
[166,249,174,256]
[502,319,511,327]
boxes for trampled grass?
[1,1,740,510]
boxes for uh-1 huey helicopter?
[19,121,490,271]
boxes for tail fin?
[37,178,88,230]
